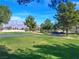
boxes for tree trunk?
[66,28,68,36]
[75,26,78,34]
[63,28,65,33]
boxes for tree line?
[0,0,79,36]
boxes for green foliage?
[0,5,11,24]
[55,2,78,35]
[40,19,53,32]
[53,23,59,31]
[25,15,36,31]
[17,0,71,8]
[73,10,79,26]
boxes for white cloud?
[10,16,25,22]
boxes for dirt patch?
[62,37,75,39]
[40,41,48,44]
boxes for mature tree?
[25,15,36,31]
[40,19,53,32]
[55,2,77,35]
[17,0,79,35]
[55,2,69,33]
[72,10,79,34]
[17,0,71,7]
[0,5,11,25]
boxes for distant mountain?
[3,20,28,29]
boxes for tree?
[17,0,71,7]
[72,10,79,34]
[25,15,36,31]
[40,19,53,32]
[0,5,11,25]
[17,0,79,35]
[55,2,77,35]
[49,0,71,8]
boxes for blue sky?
[0,0,79,25]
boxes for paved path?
[0,34,32,38]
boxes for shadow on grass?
[0,45,45,59]
[33,44,79,59]
[0,44,79,59]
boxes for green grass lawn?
[0,32,79,59]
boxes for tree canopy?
[40,19,53,32]
[0,5,11,24]
[17,0,71,7]
[25,15,36,31]
[55,2,79,35]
